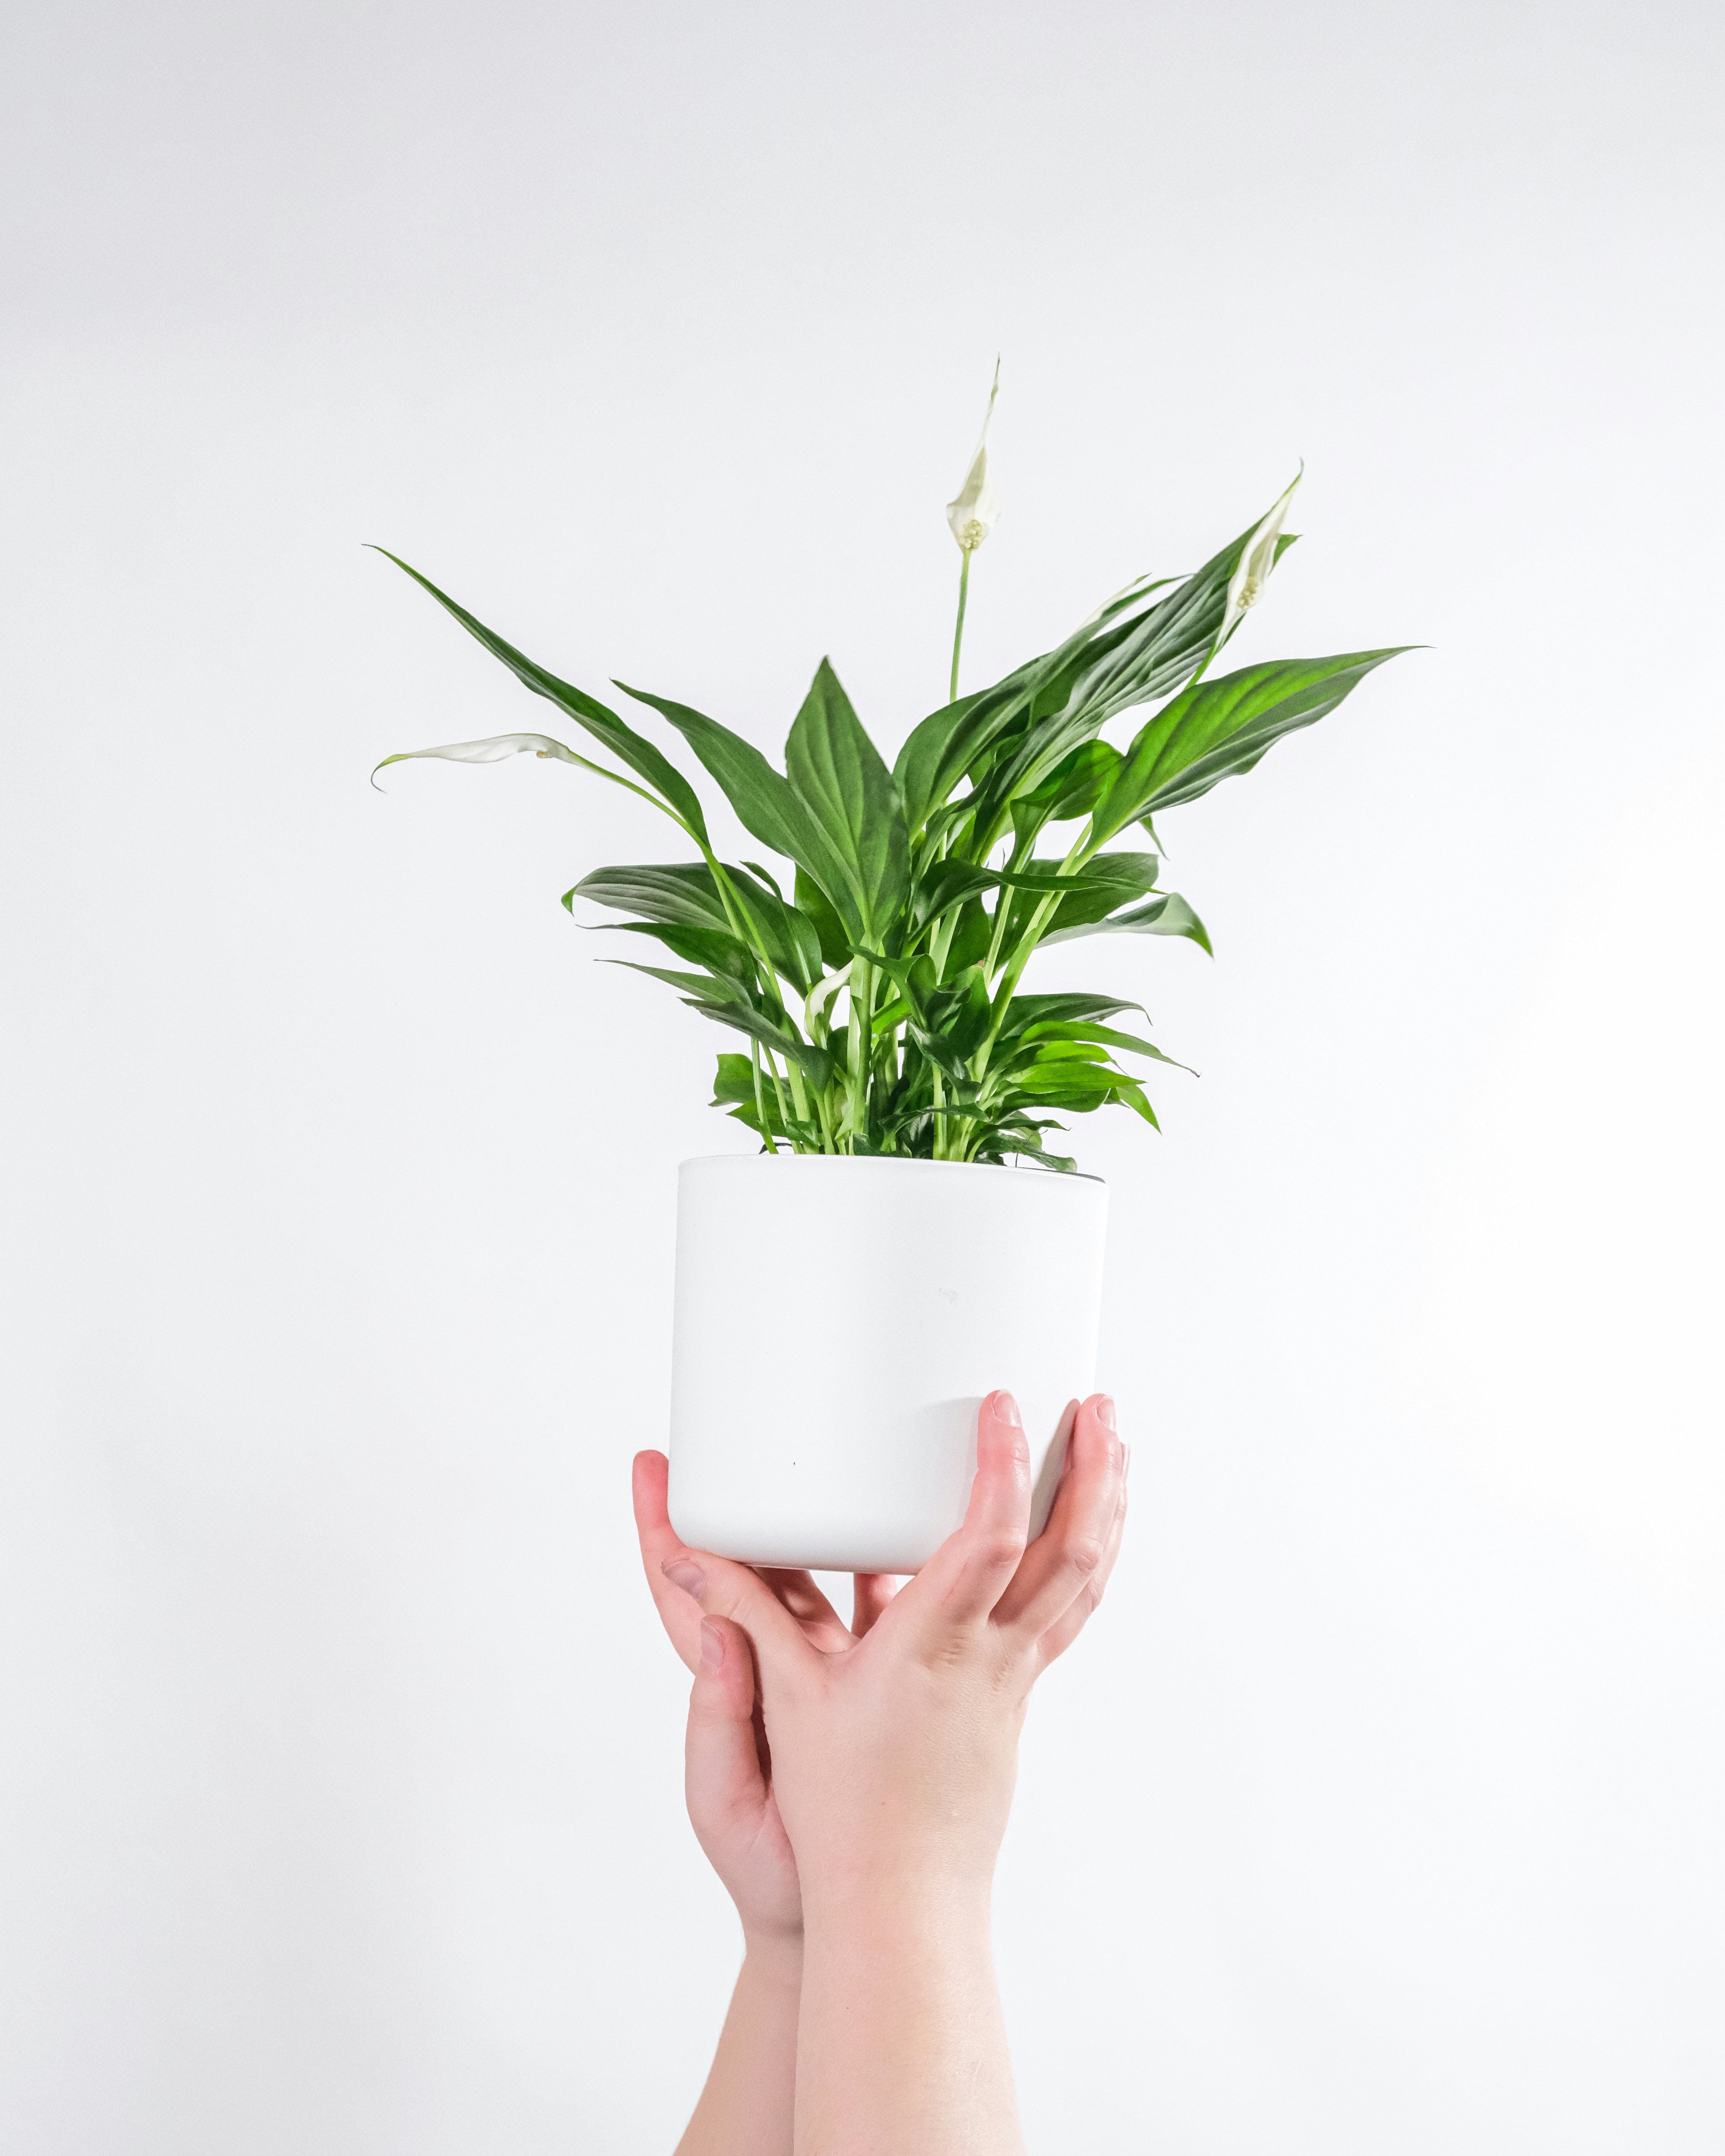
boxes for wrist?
[800,1868,994,1945]
[739,1925,804,1984]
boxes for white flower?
[946,361,1002,554]
[370,731,582,790]
[1220,468,1302,642]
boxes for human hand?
[651,1392,1125,2156]
[632,1451,903,1948]
[648,1389,1127,1913]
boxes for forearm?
[675,1934,803,2156]
[795,1881,1024,2156]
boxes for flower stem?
[949,549,972,706]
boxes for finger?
[995,1395,1125,1642]
[897,1390,1033,1637]
[850,1572,903,1638]
[659,1546,823,1680]
[1035,1452,1129,1667]
[757,1568,854,1654]
[633,1450,705,1672]
[685,1616,771,1827]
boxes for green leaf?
[369,552,709,840]
[1023,1040,1114,1067]
[1042,497,1304,736]
[1009,1057,1159,1126]
[1008,740,1123,841]
[784,659,909,942]
[616,683,863,937]
[569,858,822,992]
[711,1053,758,1105]
[1014,851,1160,909]
[909,859,1000,930]
[606,959,828,1080]
[721,866,826,994]
[1043,888,1213,954]
[1090,650,1409,842]
[1019,1019,1195,1072]
[794,868,853,972]
[927,964,992,1059]
[710,1056,824,1147]
[893,684,1022,838]
[939,495,1307,840]
[567,861,732,933]
[912,849,1154,942]
[605,958,752,1009]
[998,992,1149,1037]
[610,921,756,980]
[1109,1076,1160,1128]
[884,485,1320,844]
[681,995,837,1087]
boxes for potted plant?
[373,386,1407,1571]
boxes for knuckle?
[977,1528,1026,1570]
[1066,1531,1107,1579]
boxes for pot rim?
[678,1150,1105,1187]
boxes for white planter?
[667,1154,1109,1574]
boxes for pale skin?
[633,1387,1130,2154]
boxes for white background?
[3,1,1722,2148]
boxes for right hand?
[648,1390,1128,1911]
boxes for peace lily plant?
[373,385,1406,1173]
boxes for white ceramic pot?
[667,1154,1109,1574]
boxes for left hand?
[641,1392,1127,1914]
[632,1451,901,1947]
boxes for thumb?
[685,1617,770,1828]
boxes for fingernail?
[991,1390,1023,1427]
[1095,1395,1117,1431]
[663,1560,706,1599]
[699,1618,724,1669]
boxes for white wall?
[3,1,1721,2148]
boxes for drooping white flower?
[370,731,583,790]
[946,361,1002,554]
[1219,468,1301,644]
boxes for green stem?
[979,830,1035,985]
[750,1039,779,1155]
[844,958,874,1149]
[949,549,973,706]
[764,1048,792,1133]
[973,831,1090,1084]
[707,860,785,1010]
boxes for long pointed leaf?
[784,659,909,940]
[1090,649,1408,842]
[370,551,708,839]
[912,485,1311,840]
[567,861,733,933]
[608,921,755,980]
[998,992,1149,1036]
[615,683,864,936]
[1043,889,1213,953]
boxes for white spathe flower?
[1220,467,1302,641]
[946,361,1002,554]
[370,731,582,790]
